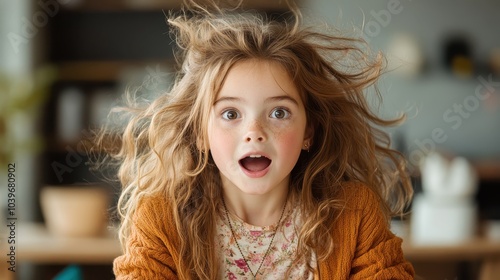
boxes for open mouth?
[239,155,272,172]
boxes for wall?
[306,0,500,163]
[0,0,32,74]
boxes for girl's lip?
[238,151,272,178]
[239,162,271,178]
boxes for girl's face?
[208,59,312,196]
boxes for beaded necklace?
[221,196,288,279]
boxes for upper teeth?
[249,155,262,158]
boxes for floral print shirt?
[217,205,315,279]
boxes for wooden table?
[403,237,500,261]
[1,223,121,280]
[3,223,500,280]
[16,223,121,264]
[399,228,500,280]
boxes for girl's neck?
[222,185,289,227]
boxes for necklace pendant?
[222,195,288,280]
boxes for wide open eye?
[222,109,240,120]
[270,108,290,119]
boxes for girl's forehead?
[215,59,300,101]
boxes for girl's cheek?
[212,126,238,150]
[272,119,305,139]
[276,130,303,149]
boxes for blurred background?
[1,0,499,279]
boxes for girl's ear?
[302,125,314,151]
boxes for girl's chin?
[233,182,285,197]
[236,187,272,196]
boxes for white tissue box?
[411,194,477,245]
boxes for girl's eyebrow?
[213,96,240,106]
[213,95,299,106]
[267,95,299,106]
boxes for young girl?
[103,2,414,279]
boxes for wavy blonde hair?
[95,2,412,279]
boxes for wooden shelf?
[472,160,500,181]
[47,133,122,155]
[409,159,500,181]
[57,60,174,82]
[61,0,292,12]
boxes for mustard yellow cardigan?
[114,183,414,279]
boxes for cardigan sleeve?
[113,196,179,279]
[349,186,414,279]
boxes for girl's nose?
[244,121,267,143]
